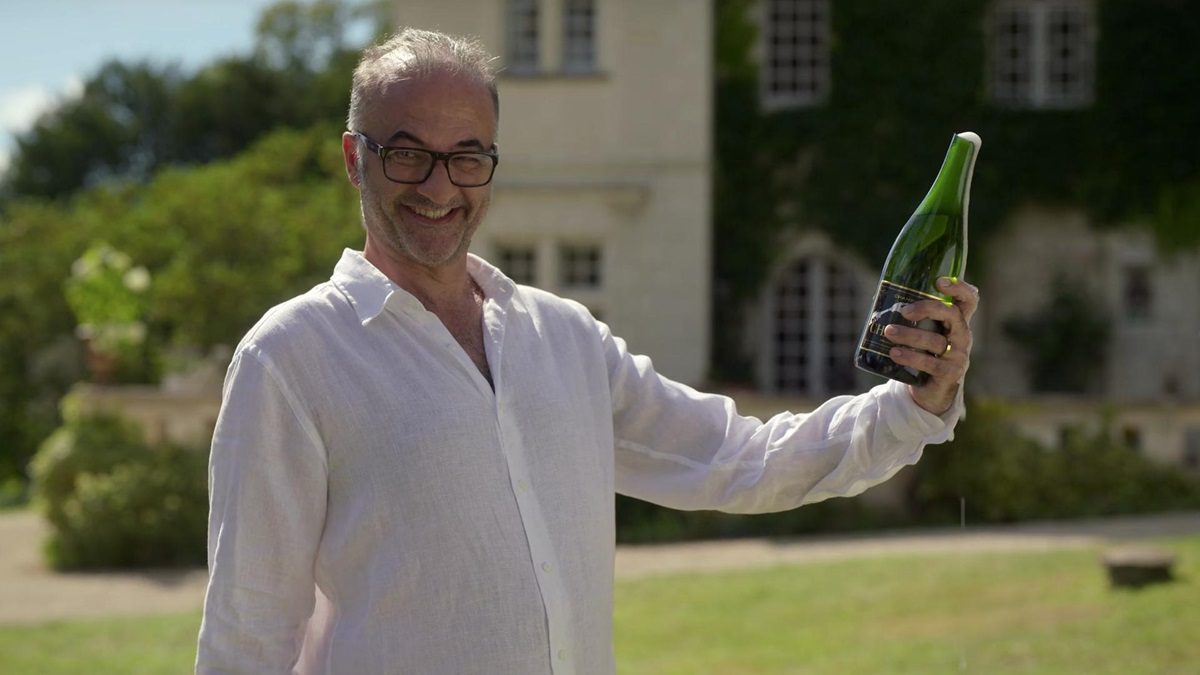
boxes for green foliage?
[710,0,1200,376]
[1003,276,1111,393]
[0,0,382,203]
[617,397,1200,543]
[1,60,183,201]
[28,400,153,533]
[27,403,208,570]
[616,492,904,545]
[911,398,1200,524]
[63,242,151,355]
[0,122,361,488]
[49,444,208,570]
[0,1,383,483]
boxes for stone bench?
[1102,546,1177,589]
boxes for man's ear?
[341,132,361,188]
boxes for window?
[506,0,540,74]
[990,0,1095,109]
[559,245,602,288]
[1122,265,1152,321]
[563,0,597,73]
[496,245,538,285]
[770,257,859,395]
[761,0,830,110]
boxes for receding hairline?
[348,28,500,130]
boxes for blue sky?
[0,0,329,174]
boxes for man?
[196,28,978,675]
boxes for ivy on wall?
[711,0,1200,380]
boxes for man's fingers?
[936,277,980,323]
[899,299,973,354]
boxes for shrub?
[28,407,154,532]
[615,492,904,544]
[910,399,1200,524]
[49,444,208,570]
[27,401,208,570]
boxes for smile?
[407,204,455,220]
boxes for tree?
[3,61,183,201]
[0,123,361,488]
[0,0,387,205]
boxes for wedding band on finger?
[940,341,952,358]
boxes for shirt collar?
[331,249,518,325]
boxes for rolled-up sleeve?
[605,324,963,514]
[197,345,328,674]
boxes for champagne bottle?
[855,131,981,386]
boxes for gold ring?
[940,341,952,358]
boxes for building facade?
[744,0,1200,469]
[394,0,714,384]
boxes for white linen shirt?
[197,249,963,675]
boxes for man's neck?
[362,241,476,315]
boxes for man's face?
[347,71,497,270]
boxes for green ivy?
[712,0,1200,376]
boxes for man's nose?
[417,159,457,202]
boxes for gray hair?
[347,27,499,133]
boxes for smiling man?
[196,27,979,675]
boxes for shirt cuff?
[880,379,964,445]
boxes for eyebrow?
[385,129,489,151]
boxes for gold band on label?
[880,279,946,302]
[861,346,896,358]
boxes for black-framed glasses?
[353,131,499,187]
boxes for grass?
[0,612,201,674]
[614,535,1200,674]
[1,535,1196,674]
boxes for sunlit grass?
[0,611,202,674]
[1,536,1196,674]
[613,535,1200,674]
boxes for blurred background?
[1,0,1198,672]
[0,0,1195,667]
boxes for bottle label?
[859,280,946,358]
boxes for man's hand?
[883,277,979,415]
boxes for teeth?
[410,205,452,219]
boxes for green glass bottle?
[855,131,981,386]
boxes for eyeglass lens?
[383,149,495,186]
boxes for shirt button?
[517,479,529,492]
[557,649,567,661]
[541,562,553,573]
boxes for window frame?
[759,0,832,111]
[562,0,598,74]
[495,244,539,286]
[506,0,541,75]
[989,0,1096,109]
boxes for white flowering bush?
[63,242,151,355]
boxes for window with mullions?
[770,257,859,395]
[507,0,540,74]
[563,0,597,73]
[559,245,602,289]
[761,0,830,110]
[496,245,538,285]
[990,0,1095,109]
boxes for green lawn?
[2,536,1196,674]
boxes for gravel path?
[3,509,1198,626]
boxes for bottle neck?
[915,134,979,216]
